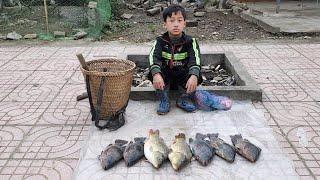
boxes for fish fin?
[195,133,206,140]
[230,134,242,145]
[175,133,186,140]
[134,137,146,143]
[115,139,128,146]
[207,133,219,139]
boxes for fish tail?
[175,133,186,139]
[230,134,243,145]
[134,137,147,143]
[207,133,219,139]
[195,133,207,140]
[115,139,128,146]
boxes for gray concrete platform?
[240,1,320,33]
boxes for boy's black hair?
[163,5,186,22]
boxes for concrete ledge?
[239,11,281,33]
[127,52,262,101]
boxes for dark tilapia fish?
[189,133,215,166]
[123,137,146,167]
[230,134,261,162]
[98,139,128,170]
[207,133,236,163]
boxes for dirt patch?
[102,9,276,42]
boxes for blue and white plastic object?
[194,90,232,111]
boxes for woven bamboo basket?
[81,58,136,118]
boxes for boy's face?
[164,11,186,37]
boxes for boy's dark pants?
[148,67,203,91]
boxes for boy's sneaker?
[176,94,197,112]
[156,90,170,115]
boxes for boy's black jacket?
[149,32,201,78]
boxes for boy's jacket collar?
[160,32,188,45]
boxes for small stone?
[186,19,198,27]
[54,31,65,38]
[303,36,311,39]
[88,1,97,8]
[215,65,220,71]
[0,35,7,40]
[24,34,37,39]
[212,31,219,35]
[73,31,87,40]
[6,31,22,40]
[146,7,161,16]
[121,13,133,19]
[194,11,206,17]
[127,3,137,10]
[213,76,223,81]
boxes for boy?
[148,5,202,115]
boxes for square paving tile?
[87,46,125,60]
[13,47,59,60]
[13,126,88,159]
[222,45,257,51]
[38,100,91,125]
[239,58,280,70]
[271,57,320,70]
[0,59,47,71]
[263,102,320,126]
[66,71,85,84]
[232,50,269,59]
[246,69,294,84]
[0,84,17,101]
[0,159,77,180]
[289,44,320,58]
[257,46,303,58]
[0,51,23,60]
[0,101,50,125]
[0,126,32,159]
[50,47,92,59]
[0,71,33,85]
[37,58,79,71]
[2,84,63,102]
[21,71,74,85]
[54,84,87,102]
[260,83,314,102]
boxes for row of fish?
[98,129,262,171]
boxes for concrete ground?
[0,41,320,179]
[243,1,320,33]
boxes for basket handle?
[76,53,89,101]
[76,53,89,70]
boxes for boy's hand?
[186,75,198,93]
[153,73,165,90]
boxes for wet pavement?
[0,41,320,179]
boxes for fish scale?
[168,133,192,171]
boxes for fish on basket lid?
[144,129,169,169]
[230,134,261,162]
[123,137,146,167]
[168,133,192,171]
[189,133,215,166]
[99,139,128,170]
